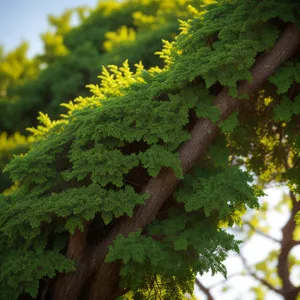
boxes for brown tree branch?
[51,221,91,298]
[277,190,300,300]
[206,271,242,289]
[237,190,300,300]
[52,24,300,300]
[66,221,91,261]
[195,278,214,300]
[240,255,283,295]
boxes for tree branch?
[207,271,243,289]
[237,190,300,300]
[243,220,281,244]
[277,190,300,299]
[195,278,214,300]
[66,221,91,261]
[240,255,283,294]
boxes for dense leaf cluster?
[0,0,202,192]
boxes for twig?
[240,255,282,295]
[195,278,214,300]
[243,220,280,244]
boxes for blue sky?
[0,0,98,57]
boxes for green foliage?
[0,132,34,192]
[176,166,259,225]
[250,285,267,300]
[0,0,205,192]
[194,88,221,122]
[219,111,239,133]
[103,25,136,52]
[165,0,297,91]
[269,61,300,94]
[139,145,183,178]
[254,250,282,289]
[106,209,239,297]
[121,276,194,300]
[268,59,300,126]
[0,42,39,92]
[207,136,230,167]
[0,249,74,300]
[273,95,300,122]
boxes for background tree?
[0,0,203,192]
[196,188,300,300]
[0,1,300,299]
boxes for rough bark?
[195,278,214,300]
[51,222,91,298]
[278,191,300,300]
[66,222,91,261]
[52,24,300,300]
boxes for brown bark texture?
[51,24,300,300]
[278,191,300,300]
[195,278,214,300]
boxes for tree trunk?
[51,24,300,300]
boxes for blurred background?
[0,1,299,299]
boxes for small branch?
[291,240,300,247]
[240,255,283,295]
[207,272,243,289]
[240,190,300,300]
[250,272,283,295]
[243,220,281,244]
[290,190,299,206]
[195,278,214,300]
